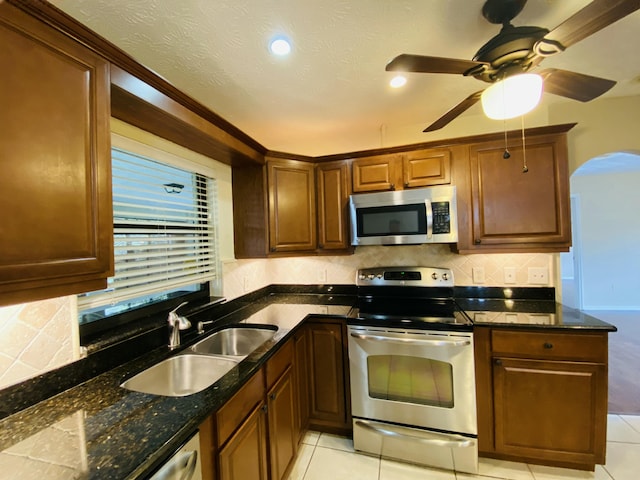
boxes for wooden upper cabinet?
[459,131,571,253]
[403,148,451,188]
[352,154,402,192]
[316,161,351,251]
[267,158,317,253]
[352,149,452,193]
[0,3,113,306]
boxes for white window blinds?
[78,147,218,311]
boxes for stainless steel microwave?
[349,186,458,246]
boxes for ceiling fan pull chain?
[502,117,510,159]
[521,115,528,173]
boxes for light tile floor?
[287,415,640,480]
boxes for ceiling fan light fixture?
[389,75,407,88]
[481,73,543,120]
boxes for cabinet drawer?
[217,369,265,447]
[491,330,607,362]
[266,339,294,390]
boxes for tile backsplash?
[0,246,555,392]
[223,244,556,301]
[0,296,78,390]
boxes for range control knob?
[367,274,375,280]
[431,272,438,280]
[442,273,449,281]
[376,274,383,279]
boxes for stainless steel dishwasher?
[149,432,202,480]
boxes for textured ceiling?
[51,0,640,156]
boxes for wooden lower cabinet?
[293,328,310,442]
[267,367,297,480]
[306,319,351,434]
[475,327,608,470]
[219,402,269,480]
[493,357,606,467]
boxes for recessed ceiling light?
[390,75,407,88]
[269,37,291,56]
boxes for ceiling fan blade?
[540,68,616,102]
[386,54,488,74]
[536,0,640,54]
[423,91,484,132]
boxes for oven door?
[348,326,477,436]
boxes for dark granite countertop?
[454,287,617,331]
[0,285,617,479]
[0,292,354,480]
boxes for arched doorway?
[563,151,640,414]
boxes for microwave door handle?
[425,200,433,238]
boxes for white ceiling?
[51,0,640,156]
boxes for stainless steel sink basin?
[121,354,238,397]
[190,326,277,358]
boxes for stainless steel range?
[348,266,478,474]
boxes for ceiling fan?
[386,0,640,132]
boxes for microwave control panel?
[432,202,451,234]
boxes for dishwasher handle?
[350,331,470,347]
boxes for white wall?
[571,168,640,309]
[548,95,640,174]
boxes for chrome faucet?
[197,320,215,334]
[168,301,191,349]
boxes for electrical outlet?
[504,267,517,284]
[472,267,485,284]
[318,269,327,283]
[528,267,549,285]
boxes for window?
[78,140,219,335]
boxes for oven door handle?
[350,332,470,347]
[355,420,474,448]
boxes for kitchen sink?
[190,325,277,358]
[121,354,239,397]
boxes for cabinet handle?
[494,359,503,366]
[262,404,268,412]
[270,247,276,252]
[318,243,324,249]
[390,183,395,191]
[543,342,553,349]
[269,393,276,401]
[404,182,409,189]
[474,239,481,244]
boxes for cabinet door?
[468,133,571,251]
[402,148,451,188]
[307,320,351,433]
[316,161,351,251]
[0,3,112,305]
[219,403,269,480]
[267,367,297,480]
[267,158,317,252]
[352,154,402,192]
[493,357,607,468]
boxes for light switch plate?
[472,267,485,284]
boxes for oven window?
[366,355,454,408]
